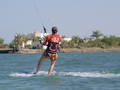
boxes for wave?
[9,71,120,78]
[9,71,49,77]
[59,72,120,78]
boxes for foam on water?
[9,71,120,78]
[9,71,49,77]
[10,73,33,77]
[59,72,120,78]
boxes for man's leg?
[34,52,48,74]
[48,60,56,75]
[48,54,58,75]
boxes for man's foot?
[48,73,51,76]
[33,71,37,74]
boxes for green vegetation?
[9,33,42,50]
[9,34,29,50]
[8,31,120,49]
[1,30,120,50]
[61,36,84,48]
[61,31,120,49]
[0,38,5,48]
[0,38,4,45]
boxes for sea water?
[0,52,120,90]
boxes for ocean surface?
[0,52,120,90]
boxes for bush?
[0,38,4,45]
[25,45,32,49]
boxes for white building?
[26,40,33,45]
[63,37,72,42]
[32,41,42,49]
[21,40,33,49]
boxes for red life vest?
[46,34,61,53]
[47,34,61,43]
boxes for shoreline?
[1,47,120,54]
[18,47,120,53]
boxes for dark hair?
[52,26,58,34]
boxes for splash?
[59,72,120,78]
[9,71,120,78]
[9,71,54,77]
[10,73,33,77]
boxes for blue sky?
[0,0,120,43]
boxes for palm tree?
[91,30,103,39]
[13,34,30,50]
[14,34,22,50]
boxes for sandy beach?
[17,47,120,54]
[1,47,120,54]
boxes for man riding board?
[34,26,62,75]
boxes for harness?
[46,42,60,54]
